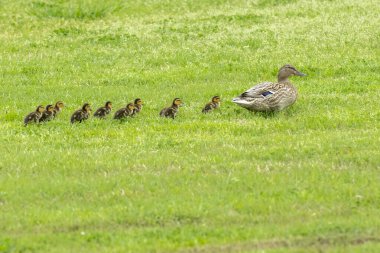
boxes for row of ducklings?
[24,96,221,126]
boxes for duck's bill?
[296,71,307,76]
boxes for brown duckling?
[70,103,91,124]
[202,96,221,113]
[24,105,44,126]
[159,98,182,119]
[132,98,143,116]
[94,101,112,119]
[53,101,64,118]
[40,104,55,122]
[114,103,135,120]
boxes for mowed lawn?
[0,0,379,252]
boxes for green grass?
[1,0,379,252]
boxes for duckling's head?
[172,98,182,106]
[36,105,45,113]
[55,101,64,108]
[127,103,135,111]
[46,104,54,112]
[105,101,112,109]
[212,96,221,103]
[134,98,143,105]
[82,103,91,112]
[277,64,306,82]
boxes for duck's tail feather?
[232,97,251,105]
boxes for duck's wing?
[238,82,276,99]
[70,110,82,123]
[40,112,48,122]
[202,102,213,113]
[24,112,35,125]
[114,108,126,119]
[94,107,105,117]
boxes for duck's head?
[36,105,45,113]
[212,96,221,103]
[55,101,64,108]
[134,98,143,105]
[172,98,182,106]
[127,103,135,111]
[46,104,54,112]
[82,103,91,112]
[277,64,306,82]
[105,101,112,109]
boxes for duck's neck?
[277,76,291,83]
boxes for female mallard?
[132,98,143,116]
[114,103,135,120]
[53,101,64,118]
[24,105,44,126]
[94,101,112,119]
[160,98,182,119]
[70,103,91,123]
[202,95,221,113]
[40,104,55,122]
[232,65,306,112]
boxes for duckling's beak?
[296,71,307,76]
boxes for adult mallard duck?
[132,98,143,116]
[232,65,306,112]
[202,95,221,113]
[160,98,182,119]
[114,103,135,120]
[40,104,55,122]
[70,103,91,123]
[53,101,64,118]
[93,101,112,119]
[24,105,44,126]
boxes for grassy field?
[1,0,379,252]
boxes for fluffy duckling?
[94,101,112,119]
[132,98,143,116]
[70,103,91,124]
[53,101,64,118]
[202,96,221,113]
[40,104,55,122]
[114,103,135,120]
[24,105,44,126]
[159,98,182,119]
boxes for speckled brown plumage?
[202,96,221,113]
[132,98,143,116]
[232,65,306,112]
[160,98,182,119]
[94,101,112,119]
[53,101,64,118]
[40,104,55,122]
[24,105,44,126]
[71,103,91,123]
[114,103,135,120]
